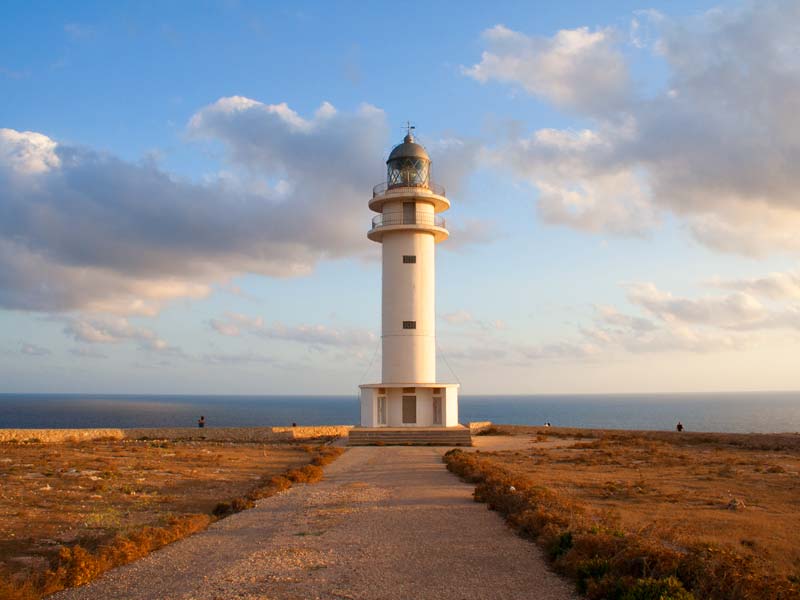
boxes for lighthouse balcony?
[369,181,450,213]
[368,211,449,242]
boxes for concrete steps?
[348,427,472,447]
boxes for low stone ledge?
[0,429,126,443]
[0,425,354,444]
[276,425,354,439]
[468,421,493,434]
[126,428,291,442]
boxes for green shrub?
[548,531,574,560]
[576,557,612,593]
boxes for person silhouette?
[198,415,206,428]
[676,421,684,432]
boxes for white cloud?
[583,308,746,354]
[63,317,172,352]
[617,323,744,354]
[264,322,376,347]
[209,319,243,337]
[425,136,482,198]
[625,283,768,328]
[440,279,785,363]
[1,101,373,315]
[471,2,800,255]
[464,25,630,114]
[629,9,664,50]
[0,98,484,316]
[486,124,658,236]
[708,270,800,301]
[623,281,800,333]
[0,129,60,174]
[534,168,655,236]
[439,269,800,365]
[209,312,376,348]
[596,305,657,332]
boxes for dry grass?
[446,427,800,600]
[0,439,344,599]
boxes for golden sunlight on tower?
[357,128,463,438]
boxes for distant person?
[544,421,551,428]
[292,422,297,427]
[676,421,684,432]
[198,415,205,428]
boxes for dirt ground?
[51,446,575,600]
[477,426,800,583]
[0,439,311,585]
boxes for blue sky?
[2,0,800,394]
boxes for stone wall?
[468,421,493,434]
[127,428,291,442]
[274,426,353,439]
[0,429,127,443]
[0,425,353,444]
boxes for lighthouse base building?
[358,383,460,428]
[350,130,470,446]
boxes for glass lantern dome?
[386,133,430,189]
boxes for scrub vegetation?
[446,427,800,600]
[0,439,344,599]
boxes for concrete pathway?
[54,446,575,600]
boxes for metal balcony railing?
[372,181,446,198]
[371,212,447,230]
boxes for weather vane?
[404,121,415,137]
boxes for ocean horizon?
[1,391,799,434]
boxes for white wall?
[360,385,459,428]
[444,386,459,427]
[387,387,403,426]
[382,387,433,427]
[415,387,433,426]
[360,387,376,427]
[381,200,436,384]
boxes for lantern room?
[386,132,430,189]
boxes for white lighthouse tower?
[356,128,466,442]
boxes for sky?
[1,0,800,395]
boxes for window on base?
[403,255,416,264]
[402,321,416,329]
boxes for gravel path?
[53,446,575,600]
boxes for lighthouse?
[356,128,463,437]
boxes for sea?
[1,392,799,433]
